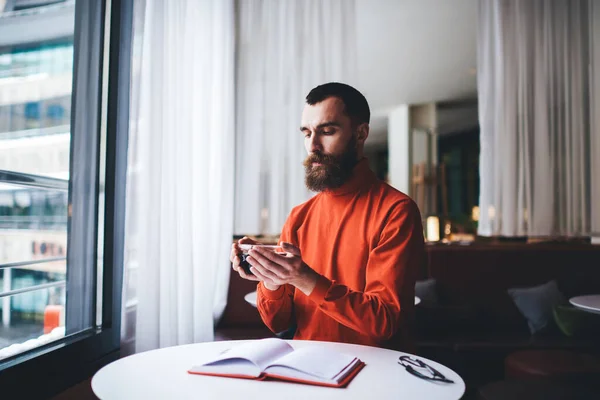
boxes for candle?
[426,216,440,242]
[472,206,480,222]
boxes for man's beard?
[303,135,358,192]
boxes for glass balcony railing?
[0,170,67,359]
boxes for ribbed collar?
[323,157,377,197]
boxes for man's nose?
[308,134,322,153]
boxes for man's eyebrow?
[299,121,342,131]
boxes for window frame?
[0,0,133,397]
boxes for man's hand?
[246,242,318,296]
[230,237,261,282]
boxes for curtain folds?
[478,0,594,237]
[123,0,235,353]
[234,0,358,235]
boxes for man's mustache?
[304,152,339,166]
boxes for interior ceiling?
[355,0,478,139]
[1,0,477,144]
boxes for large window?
[0,0,132,397]
[0,2,74,363]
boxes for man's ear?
[356,123,369,142]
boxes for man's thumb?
[280,242,301,256]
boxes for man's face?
[300,97,360,192]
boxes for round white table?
[569,295,600,315]
[92,340,465,400]
[244,291,422,307]
[244,290,258,306]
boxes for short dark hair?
[305,82,370,125]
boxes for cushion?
[415,278,438,305]
[553,304,600,338]
[507,280,567,334]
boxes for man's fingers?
[251,247,286,262]
[250,266,278,286]
[280,242,301,256]
[230,246,240,265]
[248,250,287,277]
[230,247,241,268]
[238,236,257,245]
[237,266,260,281]
[248,258,281,282]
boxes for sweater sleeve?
[307,199,424,341]
[256,216,296,334]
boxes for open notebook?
[188,338,365,388]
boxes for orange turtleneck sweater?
[256,158,424,351]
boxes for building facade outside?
[0,0,73,351]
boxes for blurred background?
[1,1,599,398]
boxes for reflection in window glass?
[0,0,74,361]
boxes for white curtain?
[122,0,235,353]
[234,0,358,235]
[477,0,594,237]
[591,0,600,239]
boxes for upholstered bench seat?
[477,379,599,400]
[505,350,600,380]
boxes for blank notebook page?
[210,338,293,371]
[264,347,356,380]
[189,359,261,378]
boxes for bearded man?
[230,82,424,351]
